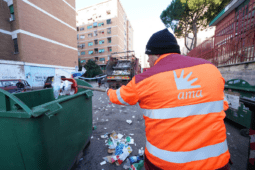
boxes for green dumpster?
[224,79,255,129]
[0,79,93,170]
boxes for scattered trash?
[132,116,135,118]
[109,103,112,104]
[97,118,98,120]
[101,133,109,139]
[112,105,115,107]
[138,147,144,156]
[100,161,107,165]
[130,160,144,170]
[104,127,107,129]
[108,149,115,154]
[101,131,143,168]
[118,134,124,139]
[80,158,83,161]
[93,125,97,130]
[120,110,122,113]
[98,138,100,140]
[91,136,93,139]
[129,133,134,136]
[121,105,125,107]
[126,120,132,124]
[106,119,109,121]
[129,155,144,164]
[99,97,101,100]
[227,133,230,135]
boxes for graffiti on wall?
[25,66,55,87]
[0,64,25,80]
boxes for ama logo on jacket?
[173,70,202,100]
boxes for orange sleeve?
[107,77,139,106]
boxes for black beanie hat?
[145,28,180,55]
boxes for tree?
[83,60,103,78]
[160,0,231,51]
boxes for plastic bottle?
[128,155,144,164]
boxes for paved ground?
[74,81,250,170]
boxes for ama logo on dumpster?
[173,70,202,100]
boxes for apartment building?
[76,0,134,70]
[0,0,77,87]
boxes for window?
[94,31,98,36]
[80,27,84,31]
[100,58,105,61]
[94,48,98,54]
[99,40,104,44]
[88,42,93,46]
[107,28,111,34]
[9,5,15,20]
[107,37,111,43]
[13,38,18,53]
[99,30,104,34]
[81,51,86,55]
[88,51,93,54]
[94,39,98,45]
[87,25,92,29]
[108,55,110,60]
[107,19,111,24]
[81,43,85,48]
[93,22,97,27]
[98,22,104,27]
[80,35,85,39]
[77,27,79,31]
[108,47,112,52]
[77,34,79,40]
[88,33,92,37]
[78,51,81,56]
[99,49,105,53]
[81,60,86,63]
[95,57,99,61]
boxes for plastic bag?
[52,75,61,99]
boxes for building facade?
[76,0,134,70]
[0,0,77,87]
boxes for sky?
[75,0,173,67]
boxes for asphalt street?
[74,81,250,170]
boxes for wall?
[0,60,75,87]
[0,64,25,79]
[218,62,255,85]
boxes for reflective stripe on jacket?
[107,53,230,170]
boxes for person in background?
[98,78,102,87]
[106,28,231,170]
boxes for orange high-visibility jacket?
[107,53,230,170]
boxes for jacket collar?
[154,53,179,66]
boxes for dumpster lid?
[225,79,255,92]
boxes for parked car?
[0,79,31,93]
[44,76,66,88]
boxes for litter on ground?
[126,120,132,124]
[100,130,144,169]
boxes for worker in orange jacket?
[107,28,231,170]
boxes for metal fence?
[187,0,255,66]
